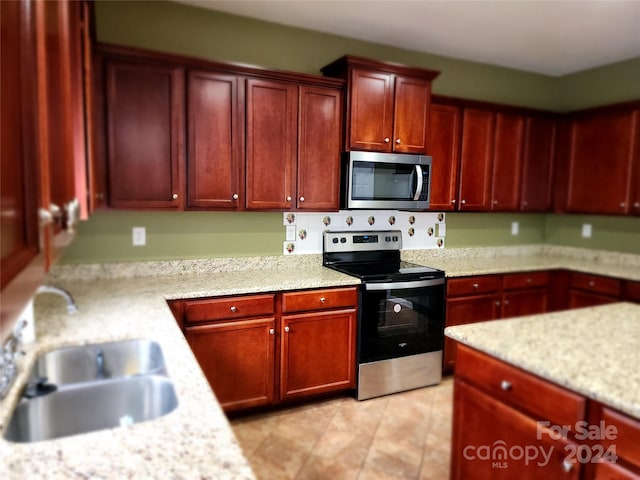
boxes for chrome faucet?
[36,285,78,314]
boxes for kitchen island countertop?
[445,302,640,420]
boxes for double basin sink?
[4,339,178,443]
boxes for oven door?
[358,278,445,364]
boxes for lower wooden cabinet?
[569,272,621,308]
[175,286,357,413]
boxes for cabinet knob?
[451,199,456,204]
[561,460,573,473]
[384,137,390,143]
[460,200,466,205]
[634,202,640,208]
[495,301,501,306]
[286,196,292,202]
[589,281,595,287]
[504,300,510,305]
[493,200,498,205]
[232,193,239,200]
[522,200,529,207]
[230,306,237,313]
[395,138,401,144]
[95,193,104,200]
[320,297,326,303]
[172,193,178,200]
[620,202,626,208]
[527,278,532,283]
[472,283,479,289]
[284,326,290,333]
[269,328,275,335]
[300,196,305,202]
[500,380,512,391]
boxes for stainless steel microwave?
[341,151,432,210]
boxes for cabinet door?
[458,109,495,211]
[186,71,242,209]
[502,289,548,318]
[246,78,298,209]
[566,109,637,214]
[297,86,342,210]
[521,116,556,211]
[427,104,460,210]
[185,317,276,413]
[106,60,183,208]
[444,294,500,373]
[393,75,430,154]
[281,309,356,401]
[348,68,393,152]
[490,113,524,211]
[451,380,582,480]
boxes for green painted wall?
[59,0,640,264]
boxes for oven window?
[359,284,445,363]
[352,161,416,200]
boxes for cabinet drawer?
[184,294,275,323]
[456,345,586,428]
[503,271,550,290]
[447,275,501,296]
[570,272,620,297]
[282,287,357,313]
[599,406,640,471]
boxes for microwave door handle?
[413,165,423,201]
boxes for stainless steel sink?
[29,339,167,385]
[3,339,178,443]
[4,375,178,443]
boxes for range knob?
[385,236,391,242]
[340,237,347,243]
[392,236,399,242]
[332,238,339,244]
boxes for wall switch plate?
[285,225,296,241]
[435,223,446,237]
[511,222,519,236]
[581,224,592,238]
[132,227,146,246]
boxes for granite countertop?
[0,264,360,480]
[445,302,640,420]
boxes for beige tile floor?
[230,378,453,480]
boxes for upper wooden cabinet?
[565,103,639,215]
[186,71,243,209]
[427,103,461,210]
[490,113,525,211]
[458,109,495,211]
[322,55,439,154]
[105,58,184,209]
[521,116,556,212]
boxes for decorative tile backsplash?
[283,210,446,255]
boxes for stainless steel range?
[323,230,445,400]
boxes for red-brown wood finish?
[427,103,461,210]
[185,317,276,412]
[186,71,243,209]
[566,109,637,214]
[245,78,298,209]
[491,113,525,211]
[348,68,394,152]
[184,294,275,323]
[281,287,358,313]
[280,308,357,401]
[451,379,582,480]
[393,75,431,154]
[570,272,621,298]
[106,59,184,208]
[623,281,640,303]
[297,86,342,210]
[502,289,548,318]
[598,407,640,471]
[458,109,495,210]
[569,290,619,309]
[521,116,556,211]
[593,461,640,480]
[632,110,640,216]
[447,275,502,296]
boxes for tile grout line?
[354,397,392,480]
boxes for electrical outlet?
[581,224,592,238]
[511,222,519,236]
[132,227,146,246]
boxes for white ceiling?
[175,0,640,76]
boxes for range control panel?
[323,231,403,253]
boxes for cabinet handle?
[634,202,640,208]
[620,202,626,208]
[172,193,178,200]
[395,138,401,144]
[504,300,510,305]
[286,196,292,202]
[561,460,573,473]
[495,301,501,306]
[284,326,290,333]
[460,200,466,205]
[493,200,498,205]
[384,137,390,143]
[320,297,326,303]
[38,207,53,226]
[472,283,479,289]
[589,281,595,287]
[451,199,456,204]
[230,306,237,313]
[500,380,512,391]
[232,193,239,200]
[269,328,275,335]
[300,196,305,202]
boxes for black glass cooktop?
[326,260,444,282]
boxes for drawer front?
[456,344,586,427]
[599,407,640,471]
[623,281,640,303]
[282,287,358,313]
[447,275,501,296]
[503,271,550,290]
[184,294,275,323]
[570,272,621,297]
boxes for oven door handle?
[364,278,444,291]
[413,165,423,201]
